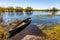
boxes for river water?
[1,11,60,25]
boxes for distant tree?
[0,7,5,12]
[52,8,57,15]
[8,6,14,9]
[0,7,2,12]
[52,8,57,12]
[16,7,23,12]
[25,7,33,12]
[7,6,14,12]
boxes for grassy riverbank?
[0,19,21,40]
[42,24,60,40]
[0,26,8,40]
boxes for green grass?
[43,24,60,40]
[0,26,8,40]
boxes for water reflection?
[52,11,57,15]
[0,11,60,24]
[8,12,14,16]
[25,12,33,15]
[16,12,23,15]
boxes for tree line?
[0,7,33,12]
[0,6,59,12]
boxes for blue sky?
[0,0,60,9]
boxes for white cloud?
[0,2,16,7]
[0,2,6,5]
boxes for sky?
[0,0,60,9]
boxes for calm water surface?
[2,11,60,25]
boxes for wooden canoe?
[7,18,32,38]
